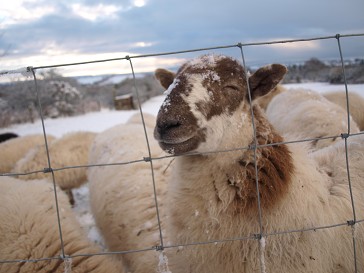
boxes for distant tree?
[38,69,64,80]
[304,58,327,70]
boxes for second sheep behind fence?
[323,91,364,131]
[266,88,360,150]
[88,113,171,273]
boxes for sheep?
[0,134,56,174]
[266,88,360,150]
[0,176,126,273]
[88,112,171,273]
[126,111,157,128]
[323,91,364,131]
[12,131,96,205]
[0,132,18,143]
[151,54,364,273]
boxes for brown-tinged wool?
[0,134,56,174]
[324,91,364,131]
[151,54,364,273]
[231,107,294,211]
[266,88,360,150]
[88,113,171,273]
[0,176,125,273]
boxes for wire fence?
[1,32,364,273]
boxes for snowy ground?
[1,83,363,138]
[1,83,364,248]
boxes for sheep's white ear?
[248,64,287,100]
[155,68,176,90]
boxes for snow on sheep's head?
[154,54,287,155]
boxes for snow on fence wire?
[1,32,364,273]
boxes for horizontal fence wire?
[1,33,364,273]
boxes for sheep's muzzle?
[154,113,204,155]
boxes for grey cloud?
[0,0,363,70]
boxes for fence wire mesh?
[1,32,364,273]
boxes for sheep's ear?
[248,64,287,100]
[155,68,176,90]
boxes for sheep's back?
[0,134,56,174]
[126,112,157,128]
[12,131,96,190]
[324,91,364,131]
[266,88,360,149]
[0,176,125,273]
[88,120,170,272]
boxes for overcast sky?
[1,0,364,77]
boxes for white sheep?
[88,113,171,272]
[0,134,56,174]
[150,54,364,273]
[266,88,360,150]
[0,176,126,273]
[127,111,157,128]
[323,91,364,131]
[255,84,286,111]
[12,131,96,205]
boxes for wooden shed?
[114,94,135,110]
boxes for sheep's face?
[154,54,287,155]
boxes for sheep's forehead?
[174,55,247,95]
[166,55,247,119]
[178,54,245,79]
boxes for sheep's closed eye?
[223,85,240,92]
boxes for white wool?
[0,177,125,273]
[63,257,72,273]
[266,88,360,150]
[162,98,171,112]
[157,251,172,273]
[88,114,171,273]
[143,221,154,229]
[164,78,180,96]
[202,71,221,83]
[188,54,219,69]
[259,237,267,273]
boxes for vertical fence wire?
[126,56,165,250]
[0,33,364,271]
[336,34,359,273]
[238,44,266,273]
[30,67,67,260]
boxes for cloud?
[0,0,363,76]
[70,3,122,21]
[0,0,56,27]
[132,0,147,7]
[0,49,185,77]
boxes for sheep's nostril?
[165,120,181,130]
[157,120,181,135]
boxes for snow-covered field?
[1,83,363,138]
[1,83,364,248]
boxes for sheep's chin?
[158,136,201,155]
[158,134,193,145]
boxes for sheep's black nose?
[156,119,181,136]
